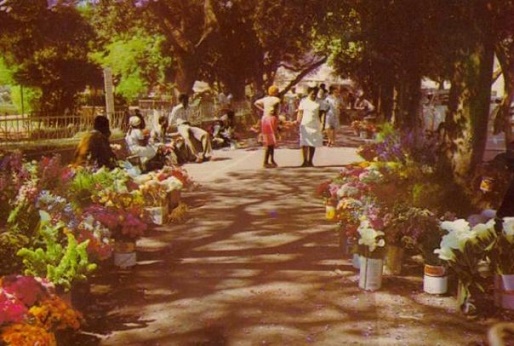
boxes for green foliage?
[0,3,101,114]
[0,231,29,276]
[17,211,96,292]
[90,31,170,102]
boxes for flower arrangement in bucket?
[434,218,496,314]
[356,219,386,291]
[491,218,514,290]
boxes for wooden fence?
[0,101,254,150]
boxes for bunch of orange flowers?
[29,296,82,331]
[1,323,56,345]
[1,295,82,345]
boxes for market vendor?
[73,115,118,169]
[126,115,160,170]
[168,93,212,163]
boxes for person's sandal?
[195,157,203,163]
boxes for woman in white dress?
[296,86,324,167]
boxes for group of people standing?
[254,83,359,168]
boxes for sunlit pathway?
[83,128,491,345]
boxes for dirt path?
[74,128,502,346]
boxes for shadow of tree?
[72,148,495,345]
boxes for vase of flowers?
[434,218,496,314]
[382,205,411,276]
[399,207,447,294]
[491,217,514,310]
[357,219,386,291]
[85,204,148,269]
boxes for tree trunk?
[173,53,200,96]
[442,35,494,192]
[495,43,514,145]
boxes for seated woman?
[125,116,162,171]
[74,115,117,169]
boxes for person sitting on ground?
[211,116,232,149]
[125,115,161,171]
[168,93,212,163]
[74,115,117,169]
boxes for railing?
[0,101,254,149]
[0,111,126,149]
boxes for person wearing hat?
[74,115,118,169]
[253,85,282,144]
[260,98,281,168]
[168,93,212,163]
[125,115,158,167]
[254,85,281,117]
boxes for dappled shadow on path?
[74,165,491,345]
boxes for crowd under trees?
[1,0,514,200]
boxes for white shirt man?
[168,94,212,163]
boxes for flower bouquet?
[85,204,148,242]
[357,219,386,291]
[434,218,496,314]
[357,219,386,259]
[0,275,82,345]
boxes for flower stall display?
[351,120,377,139]
[434,218,496,314]
[357,219,386,291]
[134,167,188,225]
[0,275,82,345]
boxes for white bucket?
[146,206,165,225]
[359,256,383,291]
[114,251,137,269]
[423,264,448,294]
[352,253,360,269]
[114,241,137,269]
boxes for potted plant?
[400,208,447,294]
[356,219,386,291]
[85,204,148,268]
[382,204,411,275]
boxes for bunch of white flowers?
[434,218,496,262]
[357,219,386,257]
